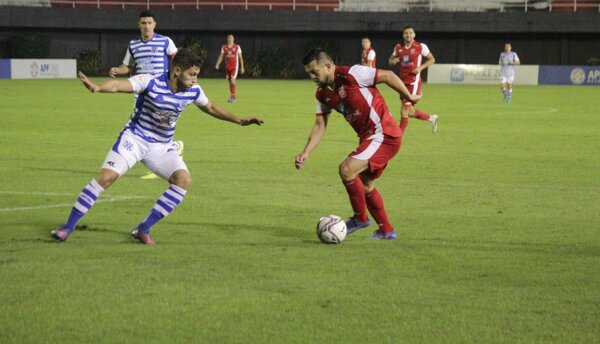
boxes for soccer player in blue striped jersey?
[499,43,520,103]
[51,48,264,245]
[108,10,177,77]
[109,10,181,180]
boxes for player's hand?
[240,117,264,126]
[108,67,118,78]
[215,65,220,70]
[240,68,245,75]
[389,57,399,66]
[410,67,421,75]
[295,153,309,170]
[407,94,421,104]
[78,71,100,93]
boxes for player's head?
[504,43,512,52]
[402,25,415,44]
[172,48,202,89]
[303,48,334,87]
[361,37,371,50]
[138,11,156,40]
[227,34,235,45]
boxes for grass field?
[1,77,599,343]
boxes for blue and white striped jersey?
[125,73,209,143]
[499,51,520,77]
[123,33,177,75]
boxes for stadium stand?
[0,0,49,5]
[339,0,599,12]
[45,0,340,11]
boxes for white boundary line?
[0,192,147,212]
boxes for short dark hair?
[403,25,414,32]
[173,48,203,70]
[139,10,154,19]
[302,48,332,66]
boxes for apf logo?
[30,62,39,78]
[570,68,586,85]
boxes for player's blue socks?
[63,179,105,232]
[137,184,187,234]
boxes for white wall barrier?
[428,64,539,85]
[0,59,76,79]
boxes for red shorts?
[225,66,239,80]
[350,134,401,179]
[401,81,422,106]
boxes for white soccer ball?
[316,215,347,244]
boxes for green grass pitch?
[1,77,599,343]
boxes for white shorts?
[501,76,515,84]
[101,129,188,180]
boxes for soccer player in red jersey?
[295,48,419,240]
[360,37,376,68]
[389,26,438,133]
[215,34,245,103]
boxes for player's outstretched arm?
[199,101,263,126]
[78,71,133,93]
[376,69,420,104]
[295,114,328,170]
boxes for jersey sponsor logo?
[156,110,179,125]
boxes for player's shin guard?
[413,109,431,121]
[399,117,409,134]
[63,179,105,232]
[343,177,368,222]
[365,189,394,233]
[137,184,187,233]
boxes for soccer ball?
[316,215,347,244]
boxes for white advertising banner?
[428,64,539,85]
[10,59,76,79]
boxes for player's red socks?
[399,117,409,133]
[414,109,430,121]
[230,83,236,99]
[366,189,394,232]
[343,178,368,222]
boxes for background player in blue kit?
[499,43,520,103]
[51,49,264,245]
[109,10,183,179]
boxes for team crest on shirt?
[152,46,158,53]
[410,48,415,54]
[338,86,347,99]
[177,100,188,111]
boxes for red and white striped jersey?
[221,44,242,70]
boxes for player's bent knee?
[169,170,191,190]
[338,163,357,182]
[96,169,120,189]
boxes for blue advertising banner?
[0,59,11,79]
[539,66,600,86]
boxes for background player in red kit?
[215,34,245,103]
[295,48,419,240]
[360,37,376,68]
[389,25,439,133]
